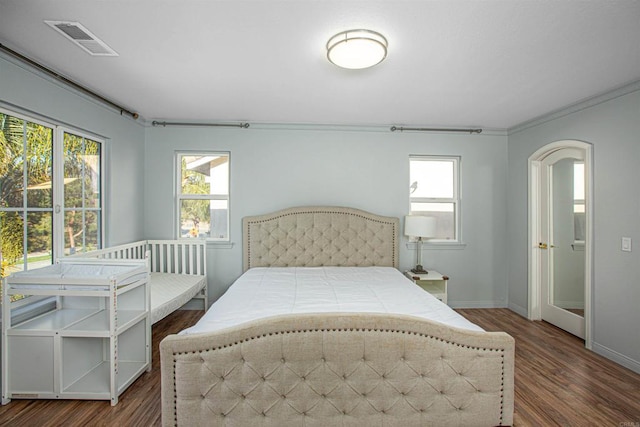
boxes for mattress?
[181,266,482,335]
[150,273,207,324]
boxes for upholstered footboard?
[161,313,514,426]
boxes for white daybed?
[67,240,208,324]
[160,207,515,426]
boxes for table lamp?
[405,215,436,274]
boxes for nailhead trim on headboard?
[168,325,509,426]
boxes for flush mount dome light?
[326,29,388,69]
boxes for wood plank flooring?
[458,308,640,426]
[0,308,639,426]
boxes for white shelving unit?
[1,259,151,406]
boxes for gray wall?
[144,125,508,306]
[0,53,146,246]
[4,47,638,374]
[507,88,640,372]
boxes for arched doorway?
[528,140,593,347]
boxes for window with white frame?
[0,109,104,302]
[409,156,460,242]
[176,152,229,240]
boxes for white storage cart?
[1,258,151,406]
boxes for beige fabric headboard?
[242,206,399,271]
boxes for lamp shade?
[404,215,436,238]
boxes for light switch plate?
[622,237,632,252]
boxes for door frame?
[528,140,593,348]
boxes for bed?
[160,206,515,426]
[66,240,207,324]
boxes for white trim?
[409,155,462,243]
[449,301,508,309]
[56,127,106,260]
[174,151,231,241]
[53,128,65,260]
[592,342,640,375]
[508,301,529,318]
[528,159,541,320]
[0,106,56,130]
[207,241,235,249]
[0,107,106,279]
[510,80,640,134]
[528,140,593,348]
[406,242,467,250]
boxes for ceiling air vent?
[45,21,118,56]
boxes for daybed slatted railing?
[66,240,208,323]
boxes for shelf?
[2,260,150,406]
[11,309,98,332]
[63,360,147,395]
[9,309,147,337]
[64,309,146,335]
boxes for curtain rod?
[390,126,482,134]
[152,121,250,129]
[0,43,140,120]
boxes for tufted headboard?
[242,206,399,271]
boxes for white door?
[539,148,586,339]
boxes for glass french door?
[0,110,103,299]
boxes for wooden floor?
[1,308,639,426]
[458,308,640,426]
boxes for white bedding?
[150,272,206,324]
[181,266,482,335]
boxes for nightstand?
[404,270,449,304]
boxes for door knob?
[538,242,556,249]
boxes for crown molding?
[509,80,640,135]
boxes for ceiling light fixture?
[326,29,388,70]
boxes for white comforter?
[182,266,482,334]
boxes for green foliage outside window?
[181,157,210,235]
[1,111,102,302]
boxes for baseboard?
[592,342,640,375]
[507,301,528,318]
[448,301,508,309]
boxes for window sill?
[177,237,234,249]
[206,241,235,249]
[406,242,467,250]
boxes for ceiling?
[1,0,639,130]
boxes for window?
[409,156,460,242]
[176,152,229,240]
[0,110,104,301]
[62,130,103,255]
